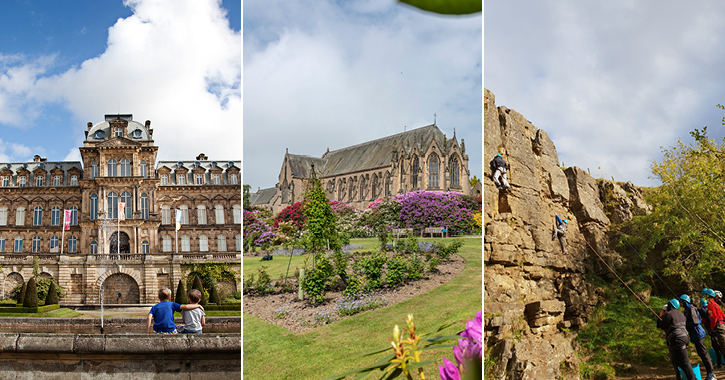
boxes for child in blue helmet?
[680,294,715,380]
[489,154,511,191]
[699,297,725,369]
[658,298,696,380]
[552,215,568,254]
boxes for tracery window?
[450,156,460,187]
[428,153,439,188]
[371,174,379,199]
[411,155,419,189]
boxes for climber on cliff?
[658,299,697,380]
[679,294,715,380]
[552,215,567,254]
[489,154,511,192]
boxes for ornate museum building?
[0,114,241,304]
[251,123,471,214]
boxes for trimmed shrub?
[191,276,208,306]
[175,280,188,304]
[23,278,38,308]
[16,283,27,304]
[209,282,222,305]
[45,281,59,305]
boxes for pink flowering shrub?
[439,310,483,380]
[243,209,276,247]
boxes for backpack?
[685,304,707,341]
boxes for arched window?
[50,236,59,252]
[233,205,241,224]
[70,175,78,186]
[235,234,241,252]
[120,192,132,219]
[177,173,186,185]
[51,206,61,226]
[140,161,147,178]
[14,236,23,253]
[411,155,419,189]
[215,205,225,224]
[142,241,149,254]
[428,154,439,188]
[384,172,391,197]
[197,205,207,225]
[35,175,43,186]
[162,235,172,252]
[0,236,5,252]
[90,241,98,254]
[90,194,98,220]
[181,234,190,252]
[161,206,171,225]
[68,236,77,253]
[217,234,227,251]
[161,174,168,185]
[281,180,289,204]
[371,174,379,199]
[16,207,25,226]
[199,235,208,252]
[140,193,148,220]
[179,205,189,224]
[32,236,41,253]
[120,159,131,177]
[70,206,78,225]
[107,159,117,177]
[107,192,118,219]
[359,176,367,201]
[450,156,460,187]
[91,161,98,179]
[0,207,8,226]
[53,175,61,186]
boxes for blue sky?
[0,0,240,165]
[243,0,482,190]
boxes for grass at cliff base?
[243,237,482,380]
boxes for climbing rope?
[618,231,679,300]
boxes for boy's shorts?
[154,330,178,334]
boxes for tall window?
[229,173,238,185]
[411,155,419,189]
[16,207,25,226]
[35,176,43,186]
[161,206,171,225]
[14,237,23,253]
[120,159,131,177]
[233,205,241,224]
[162,235,172,252]
[428,154,439,188]
[384,172,391,197]
[69,206,78,225]
[199,235,208,252]
[33,206,42,226]
[32,236,41,253]
[181,235,190,252]
[1,177,8,187]
[215,205,225,224]
[142,241,149,254]
[68,236,77,253]
[197,205,207,225]
[140,193,148,220]
[107,192,118,219]
[0,236,4,252]
[90,194,98,220]
[18,177,26,187]
[217,235,227,251]
[107,159,117,177]
[91,161,98,179]
[70,175,78,186]
[90,241,98,254]
[53,176,61,186]
[51,206,60,226]
[120,192,132,219]
[179,205,189,224]
[50,236,59,251]
[213,174,220,185]
[177,174,186,185]
[161,174,168,185]
[195,174,203,185]
[371,174,379,199]
[140,161,147,178]
[450,156,459,187]
[0,207,7,226]
[235,234,241,252]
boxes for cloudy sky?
[485,1,725,186]
[0,0,240,165]
[243,0,482,190]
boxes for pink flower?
[439,358,461,380]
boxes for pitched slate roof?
[251,187,277,206]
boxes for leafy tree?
[302,175,339,265]
[470,175,479,188]
[243,184,252,211]
[175,280,188,304]
[23,278,38,308]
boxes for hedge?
[0,304,60,313]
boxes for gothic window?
[90,241,98,254]
[70,176,78,186]
[107,159,117,177]
[348,177,355,201]
[282,180,289,204]
[53,176,61,186]
[450,156,460,187]
[33,206,42,226]
[68,236,77,253]
[14,236,22,253]
[161,206,171,225]
[197,205,207,225]
[90,194,98,220]
[428,154,440,188]
[411,155,419,189]
[199,235,209,252]
[91,162,98,179]
[120,159,131,177]
[338,178,346,201]
[162,235,172,252]
[107,192,118,219]
[372,174,379,199]
[121,192,132,219]
[359,176,367,201]
[217,234,227,251]
[384,172,391,197]
[233,205,241,224]
[70,206,78,225]
[52,206,61,225]
[16,207,25,226]
[140,193,149,220]
[181,235,190,252]
[161,174,168,185]
[0,207,6,226]
[32,236,41,253]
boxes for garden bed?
[243,253,465,333]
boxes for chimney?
[87,122,93,130]
[41,157,47,162]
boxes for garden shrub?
[355,251,388,290]
[16,283,26,304]
[209,283,222,305]
[190,276,208,306]
[397,191,475,233]
[45,281,59,305]
[385,255,408,287]
[342,274,365,297]
[436,239,464,260]
[23,278,38,308]
[273,201,307,231]
[403,236,421,255]
[408,256,425,281]
[36,278,65,303]
[302,256,335,304]
[176,280,189,304]
[243,274,255,294]
[255,268,272,294]
[428,257,441,272]
[244,209,277,248]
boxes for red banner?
[63,209,72,231]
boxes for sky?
[0,0,240,166]
[243,0,482,191]
[485,1,725,187]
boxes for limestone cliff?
[484,89,650,379]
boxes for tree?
[209,282,221,305]
[243,184,252,211]
[302,174,339,266]
[16,282,27,304]
[191,275,208,306]
[470,175,479,188]
[23,278,38,308]
[45,281,59,305]
[175,280,188,304]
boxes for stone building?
[252,123,471,214]
[0,114,241,304]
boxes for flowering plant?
[439,311,482,380]
[396,191,474,233]
[243,209,276,247]
[274,201,307,230]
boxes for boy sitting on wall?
[177,289,206,334]
[146,288,204,334]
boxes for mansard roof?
[0,161,82,174]
[156,160,240,171]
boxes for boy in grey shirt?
[179,289,206,334]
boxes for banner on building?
[63,209,72,231]
[119,202,126,221]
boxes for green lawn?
[243,237,482,380]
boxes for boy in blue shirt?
[146,288,204,334]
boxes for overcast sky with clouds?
[0,0,240,166]
[243,0,482,191]
[485,1,725,186]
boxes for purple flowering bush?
[396,191,474,233]
[439,310,483,380]
[243,209,277,248]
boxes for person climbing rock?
[489,154,511,191]
[699,297,725,369]
[658,299,696,380]
[703,288,725,367]
[680,294,716,380]
[552,215,567,254]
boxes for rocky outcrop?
[484,89,651,380]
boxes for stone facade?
[0,114,241,304]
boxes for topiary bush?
[190,276,208,306]
[175,280,188,304]
[16,283,27,304]
[45,281,59,305]
[23,278,38,308]
[209,282,221,305]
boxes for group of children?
[146,288,207,334]
[658,289,725,380]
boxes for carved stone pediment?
[97,137,142,148]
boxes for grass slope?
[243,237,482,380]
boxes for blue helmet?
[680,294,691,304]
[669,299,680,309]
[701,298,708,307]
[703,288,717,297]
[496,154,502,158]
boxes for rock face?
[484,89,651,379]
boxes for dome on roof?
[87,117,152,142]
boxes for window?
[142,241,149,254]
[107,159,117,177]
[161,174,168,185]
[371,174,379,199]
[132,129,142,138]
[181,235,190,252]
[70,206,78,225]
[90,241,98,254]
[450,156,459,187]
[33,206,42,226]
[50,236,59,252]
[140,193,148,220]
[120,159,131,177]
[161,206,171,225]
[428,154,439,188]
[91,161,98,179]
[95,130,105,139]
[140,161,147,178]
[115,128,123,137]
[162,235,172,252]
[70,175,78,186]
[215,205,225,224]
[235,234,241,252]
[0,236,4,252]
[411,155,419,189]
[68,236,77,253]
[229,173,238,185]
[35,176,43,186]
[16,207,25,226]
[197,205,207,225]
[107,192,118,219]
[217,235,227,251]
[51,206,61,226]
[213,174,220,185]
[233,205,241,224]
[32,236,41,253]
[90,194,98,221]
[121,192,132,219]
[177,174,186,185]
[1,177,8,187]
[385,172,392,197]
[195,174,203,185]
[0,207,7,226]
[14,237,23,253]
[53,176,61,186]
[18,177,26,187]
[180,205,189,224]
[199,235,208,252]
